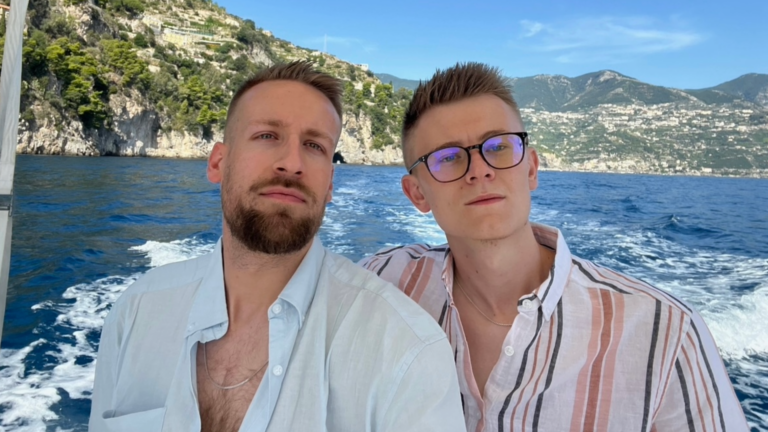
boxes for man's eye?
[307,142,324,152]
[488,144,508,152]
[256,133,276,140]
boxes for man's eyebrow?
[431,129,511,151]
[247,119,286,128]
[305,128,334,144]
[244,121,332,143]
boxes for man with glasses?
[360,62,748,432]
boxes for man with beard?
[89,61,465,432]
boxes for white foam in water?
[129,238,215,268]
[704,287,768,359]
[0,340,60,431]
[0,239,215,431]
[0,276,135,431]
[391,209,447,247]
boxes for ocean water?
[1,155,767,431]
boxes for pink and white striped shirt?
[359,223,748,432]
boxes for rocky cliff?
[18,96,404,163]
[10,0,407,163]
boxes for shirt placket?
[237,298,295,431]
[449,304,485,431]
[447,292,545,432]
[484,299,540,432]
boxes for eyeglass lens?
[425,134,524,182]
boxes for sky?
[216,0,768,89]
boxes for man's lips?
[259,187,307,203]
[466,194,505,205]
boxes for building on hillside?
[141,15,163,33]
[161,26,223,48]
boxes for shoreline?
[14,153,768,179]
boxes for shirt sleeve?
[88,304,122,431]
[378,338,467,432]
[652,312,749,432]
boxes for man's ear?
[527,147,540,192]
[207,142,227,184]
[401,174,432,213]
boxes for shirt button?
[521,299,534,310]
[271,304,283,314]
[504,346,515,356]
[272,365,283,376]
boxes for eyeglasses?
[408,132,529,183]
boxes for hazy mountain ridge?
[694,73,768,106]
[374,73,420,92]
[377,71,768,110]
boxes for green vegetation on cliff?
[12,0,410,147]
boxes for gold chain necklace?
[203,342,269,390]
[454,278,514,327]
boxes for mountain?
[8,0,410,164]
[509,70,699,111]
[381,70,768,111]
[375,73,420,91]
[688,73,768,106]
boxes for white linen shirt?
[89,237,466,432]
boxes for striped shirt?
[359,223,748,432]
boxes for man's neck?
[220,229,311,329]
[448,222,554,316]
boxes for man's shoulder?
[358,243,447,283]
[113,252,212,308]
[360,243,448,265]
[569,256,696,319]
[326,249,447,346]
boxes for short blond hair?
[225,61,343,140]
[402,62,520,165]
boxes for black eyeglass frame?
[407,132,529,183]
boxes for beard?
[222,176,325,255]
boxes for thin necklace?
[454,278,514,327]
[203,342,269,390]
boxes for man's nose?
[274,137,304,177]
[465,146,494,183]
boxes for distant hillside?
[380,70,768,111]
[375,73,420,91]
[508,70,699,111]
[689,73,768,106]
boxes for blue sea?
[1,155,767,431]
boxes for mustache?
[249,176,317,202]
